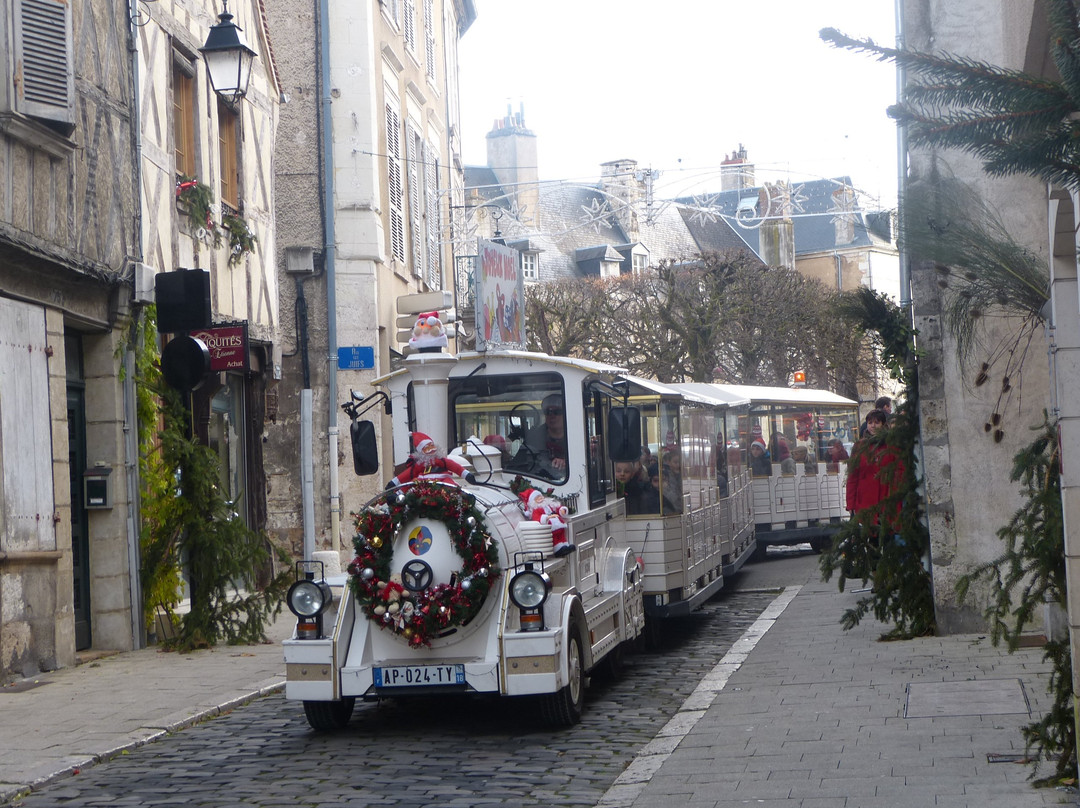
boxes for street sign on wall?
[338,346,375,370]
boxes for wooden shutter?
[425,144,441,290]
[386,103,405,262]
[218,100,239,211]
[424,0,436,81]
[13,0,74,125]
[407,124,423,278]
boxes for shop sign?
[190,324,248,371]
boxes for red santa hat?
[412,432,435,453]
[519,488,544,508]
[751,438,767,452]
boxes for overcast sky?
[458,1,899,210]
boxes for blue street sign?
[337,346,375,370]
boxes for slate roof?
[675,176,877,257]
[462,170,764,281]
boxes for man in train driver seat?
[509,394,569,479]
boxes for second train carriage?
[614,378,756,617]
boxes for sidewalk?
[1,572,1076,808]
[0,615,292,804]
[600,574,1077,808]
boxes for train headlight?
[287,573,333,639]
[509,564,551,632]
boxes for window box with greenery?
[175,176,257,265]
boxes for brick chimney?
[599,159,642,242]
[721,144,754,192]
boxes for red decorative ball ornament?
[347,480,500,647]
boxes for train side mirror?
[608,407,642,462]
[350,420,379,476]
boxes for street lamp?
[200,1,257,104]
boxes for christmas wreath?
[347,480,501,647]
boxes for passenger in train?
[825,439,849,472]
[771,434,796,474]
[614,459,651,514]
[712,432,729,496]
[749,439,772,476]
[661,450,684,513]
[640,464,662,514]
[792,445,817,473]
[509,393,568,479]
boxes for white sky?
[458,0,900,210]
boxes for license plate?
[373,663,466,688]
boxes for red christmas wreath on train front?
[347,478,500,648]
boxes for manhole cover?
[905,679,1030,718]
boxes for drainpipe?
[317,0,341,556]
[126,0,146,648]
[895,0,910,309]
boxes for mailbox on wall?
[84,465,113,509]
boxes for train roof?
[370,349,628,387]
[671,383,752,407]
[708,384,858,407]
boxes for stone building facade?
[262,0,476,563]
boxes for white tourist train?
[282,298,858,730]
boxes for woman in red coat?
[845,410,903,528]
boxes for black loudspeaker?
[155,269,211,333]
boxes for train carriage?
[709,385,860,558]
[615,378,756,617]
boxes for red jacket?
[845,440,904,524]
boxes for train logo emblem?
[408,526,433,556]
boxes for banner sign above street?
[474,239,525,352]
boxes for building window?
[632,253,647,274]
[522,252,538,282]
[381,0,401,27]
[386,102,405,262]
[423,0,437,81]
[406,123,424,278]
[218,100,239,212]
[403,0,416,54]
[425,144,442,290]
[8,0,74,130]
[173,62,196,178]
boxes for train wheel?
[303,697,355,731]
[541,625,584,726]
[751,542,768,563]
[810,537,829,554]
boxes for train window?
[448,372,569,484]
[585,390,611,507]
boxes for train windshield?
[449,372,569,484]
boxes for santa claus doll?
[520,487,575,557]
[386,432,475,488]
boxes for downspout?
[895,0,910,309]
[317,0,341,556]
[125,0,146,648]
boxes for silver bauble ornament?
[362,567,375,580]
[466,516,477,527]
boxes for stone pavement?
[0,615,292,804]
[1,563,1077,808]
[599,573,1077,808]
